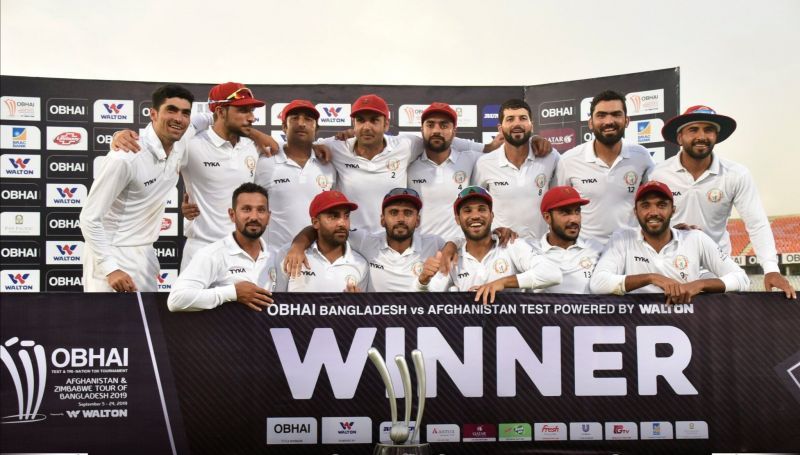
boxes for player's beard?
[320,227,349,247]
[591,123,624,146]
[386,222,414,242]
[240,221,265,239]
[424,134,452,153]
[638,214,670,237]
[682,139,714,160]
[551,220,580,242]
[503,128,531,147]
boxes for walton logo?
[323,107,342,118]
[56,187,77,198]
[56,244,77,256]
[1,337,48,423]
[339,421,354,430]
[9,158,30,169]
[104,103,124,114]
[156,272,169,284]
[9,273,29,285]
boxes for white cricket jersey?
[529,234,604,294]
[590,227,750,295]
[650,152,779,274]
[81,123,188,277]
[182,127,259,244]
[255,147,337,253]
[167,234,275,312]
[421,238,561,292]
[555,140,655,245]
[408,147,484,240]
[348,230,444,292]
[319,134,424,234]
[274,241,369,292]
[472,144,559,240]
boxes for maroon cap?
[421,102,458,126]
[280,99,320,121]
[309,190,358,218]
[541,186,590,213]
[661,105,737,144]
[208,82,266,111]
[635,181,674,202]
[350,94,390,118]
[453,186,493,214]
[382,188,422,211]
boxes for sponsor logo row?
[1,211,179,236]
[264,418,708,445]
[1,267,178,292]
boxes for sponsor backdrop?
[2,292,799,454]
[0,69,678,292]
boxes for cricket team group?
[78,82,797,311]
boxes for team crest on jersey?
[387,159,400,171]
[707,188,723,203]
[674,255,689,270]
[493,258,509,274]
[316,174,329,189]
[624,171,638,186]
[245,156,256,171]
[345,274,357,288]
[535,173,547,189]
[579,257,593,270]
[453,171,467,184]
[411,261,424,277]
[269,267,277,283]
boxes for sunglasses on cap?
[385,188,421,198]
[209,87,254,104]
[457,186,490,198]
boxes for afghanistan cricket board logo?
[707,188,723,203]
[493,258,509,274]
[579,257,594,270]
[624,171,638,186]
[316,175,330,189]
[674,255,689,270]
[245,156,256,176]
[411,261,424,277]
[453,171,467,185]
[535,174,547,189]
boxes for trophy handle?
[410,350,426,444]
[395,355,412,443]
[367,348,398,428]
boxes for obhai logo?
[1,337,48,423]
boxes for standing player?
[81,84,194,292]
[416,186,560,294]
[555,90,655,244]
[283,188,444,291]
[179,82,266,270]
[273,191,369,292]
[590,181,750,302]
[255,99,337,253]
[408,103,485,240]
[472,99,560,240]
[473,186,604,302]
[168,183,275,312]
[651,105,795,299]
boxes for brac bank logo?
[1,337,48,423]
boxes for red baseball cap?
[382,188,422,211]
[453,186,493,214]
[208,82,266,111]
[540,186,590,213]
[280,99,320,121]
[635,181,674,202]
[421,102,458,126]
[351,94,390,118]
[309,191,358,218]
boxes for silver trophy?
[368,348,430,455]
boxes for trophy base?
[373,442,431,455]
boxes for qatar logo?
[1,337,48,423]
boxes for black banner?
[1,292,799,454]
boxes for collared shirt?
[274,241,369,292]
[590,227,750,295]
[408,147,484,240]
[422,237,561,292]
[80,123,189,276]
[555,140,655,244]
[167,234,274,311]
[182,126,259,243]
[650,151,779,274]
[529,233,604,294]
[348,230,445,291]
[255,146,336,253]
[472,144,559,240]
